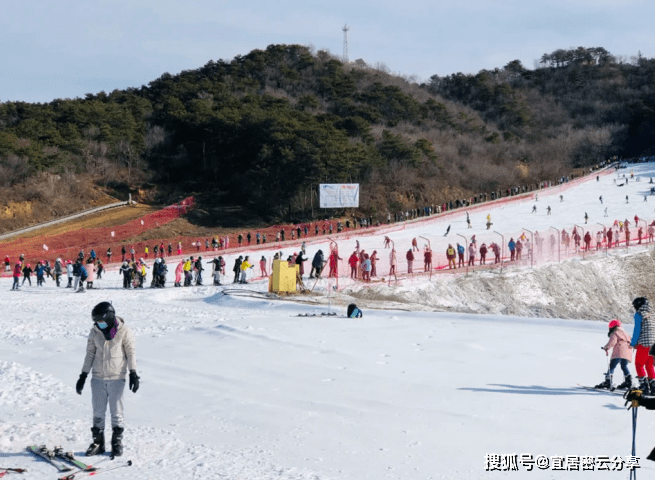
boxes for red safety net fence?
[0,197,194,271]
[0,167,615,280]
[304,216,655,292]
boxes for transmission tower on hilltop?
[342,24,350,63]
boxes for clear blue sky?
[1,0,653,103]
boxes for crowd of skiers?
[7,251,105,292]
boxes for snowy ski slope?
[3,163,655,479]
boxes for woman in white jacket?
[76,302,139,457]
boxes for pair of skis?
[26,445,132,479]
[0,467,27,477]
[577,384,630,396]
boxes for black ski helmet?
[92,301,116,325]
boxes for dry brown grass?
[0,204,157,244]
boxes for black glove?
[129,370,140,393]
[76,372,87,395]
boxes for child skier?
[595,319,633,390]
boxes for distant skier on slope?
[595,319,633,390]
[76,302,139,458]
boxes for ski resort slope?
[3,164,655,479]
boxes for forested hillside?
[0,44,653,228]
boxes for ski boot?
[649,378,655,396]
[111,427,124,457]
[616,374,633,390]
[594,374,614,391]
[638,377,651,395]
[85,427,105,456]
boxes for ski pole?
[58,460,132,480]
[630,407,638,480]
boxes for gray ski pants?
[91,378,125,430]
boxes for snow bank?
[340,247,655,321]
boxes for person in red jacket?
[348,251,358,279]
[412,238,419,252]
[12,261,22,290]
[479,243,488,265]
[328,249,341,278]
[4,256,10,272]
[584,231,592,251]
[424,248,432,272]
[406,249,414,274]
[491,242,501,264]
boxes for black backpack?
[347,303,363,318]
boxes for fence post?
[596,222,608,257]
[574,224,585,259]
[328,237,339,290]
[639,218,647,246]
[523,228,534,268]
[549,227,560,263]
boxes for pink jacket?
[603,327,633,361]
[85,262,95,282]
[175,262,184,282]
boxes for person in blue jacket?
[631,297,655,394]
[78,264,88,292]
[35,261,46,286]
[508,238,517,261]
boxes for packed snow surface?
[4,164,655,479]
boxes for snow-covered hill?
[3,164,655,479]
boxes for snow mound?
[344,248,655,320]
[0,361,68,410]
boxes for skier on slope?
[119,261,132,289]
[631,297,655,394]
[66,260,74,288]
[595,319,633,390]
[174,260,184,287]
[76,302,139,457]
[11,261,21,290]
[54,258,63,287]
[232,256,242,283]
